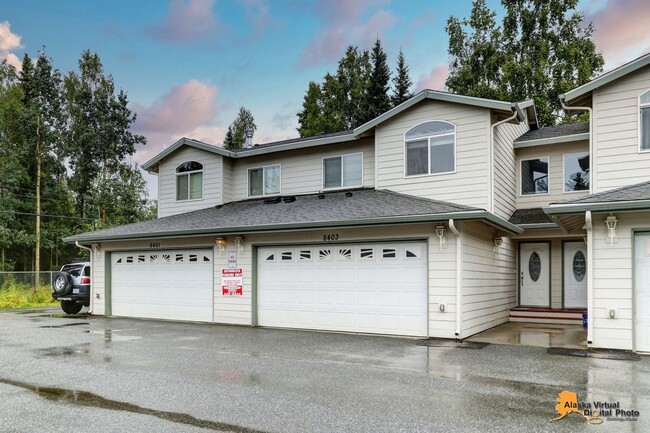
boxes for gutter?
[64,210,523,244]
[560,97,593,194]
[513,132,589,149]
[545,199,650,215]
[585,211,593,346]
[448,219,462,338]
[75,241,93,315]
[516,222,559,230]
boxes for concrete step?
[509,307,586,325]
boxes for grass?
[0,281,58,309]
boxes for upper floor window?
[640,90,650,151]
[323,153,363,189]
[521,157,549,195]
[248,164,280,197]
[176,161,203,201]
[404,121,455,177]
[564,153,590,192]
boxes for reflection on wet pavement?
[466,322,587,349]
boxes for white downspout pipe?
[448,219,462,338]
[490,112,518,213]
[585,211,593,345]
[75,241,93,314]
[560,98,593,194]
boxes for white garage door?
[257,242,428,337]
[111,249,213,322]
[635,234,650,352]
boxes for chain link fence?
[0,272,56,288]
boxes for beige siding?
[222,157,233,204]
[515,140,589,208]
[157,146,223,217]
[229,138,375,201]
[91,248,105,315]
[492,119,529,219]
[374,100,491,208]
[593,66,650,191]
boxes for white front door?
[564,242,587,308]
[257,242,428,337]
[635,234,650,352]
[519,243,550,307]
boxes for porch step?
[509,307,587,325]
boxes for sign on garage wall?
[221,268,243,296]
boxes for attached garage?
[111,249,214,322]
[257,241,428,337]
[635,234,650,352]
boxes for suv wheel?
[53,272,73,295]
[61,301,83,315]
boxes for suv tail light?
[81,277,91,284]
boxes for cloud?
[299,0,395,67]
[131,80,223,164]
[240,0,273,42]
[586,0,650,67]
[147,0,221,44]
[0,21,23,70]
[416,64,448,92]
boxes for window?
[405,121,455,176]
[564,153,590,192]
[176,161,203,201]
[640,90,650,151]
[521,157,549,195]
[248,164,280,197]
[323,153,363,189]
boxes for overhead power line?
[0,210,94,221]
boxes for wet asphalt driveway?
[1,308,649,433]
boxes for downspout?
[448,219,462,338]
[585,211,593,345]
[560,98,593,194]
[490,112,519,213]
[75,241,93,314]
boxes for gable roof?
[562,52,650,104]
[546,180,650,214]
[65,189,522,243]
[514,121,589,147]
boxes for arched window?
[176,161,203,201]
[404,121,456,176]
[640,90,650,151]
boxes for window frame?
[321,152,364,190]
[519,156,550,196]
[403,120,457,178]
[562,152,590,194]
[247,164,282,197]
[639,90,650,153]
[175,161,204,202]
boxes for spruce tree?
[366,38,391,120]
[391,49,414,107]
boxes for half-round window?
[572,251,586,282]
[176,161,203,201]
[404,121,455,176]
[529,252,541,282]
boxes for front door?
[519,242,550,307]
[564,242,588,308]
[635,234,650,352]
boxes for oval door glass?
[529,252,541,282]
[573,251,586,282]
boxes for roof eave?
[142,138,233,171]
[235,133,358,157]
[545,199,650,215]
[516,223,560,230]
[513,132,589,148]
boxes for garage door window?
[176,161,203,201]
[360,248,374,259]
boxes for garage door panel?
[111,249,213,322]
[258,242,427,337]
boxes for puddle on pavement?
[36,314,94,319]
[547,347,640,361]
[38,344,90,357]
[416,339,489,349]
[84,329,141,342]
[39,323,89,329]
[15,309,49,315]
[0,377,268,433]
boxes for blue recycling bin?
[582,313,588,328]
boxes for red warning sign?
[221,268,243,296]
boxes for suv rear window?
[61,264,84,277]
[83,267,90,277]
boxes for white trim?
[247,164,282,198]
[174,160,205,202]
[519,155,550,196]
[562,152,590,193]
[639,89,650,153]
[403,120,457,178]
[321,152,364,190]
[513,132,589,148]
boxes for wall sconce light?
[234,236,244,252]
[435,225,447,249]
[493,236,503,252]
[215,237,226,254]
[605,214,618,245]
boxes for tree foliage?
[446,0,604,126]
[391,49,414,107]
[223,106,257,150]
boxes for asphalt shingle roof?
[235,130,354,152]
[514,121,588,143]
[65,189,481,242]
[551,180,650,205]
[509,208,555,225]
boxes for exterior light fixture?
[234,236,244,252]
[435,225,447,249]
[216,237,226,254]
[605,214,618,245]
[493,236,503,252]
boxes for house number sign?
[323,234,340,241]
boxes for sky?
[1,0,649,199]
